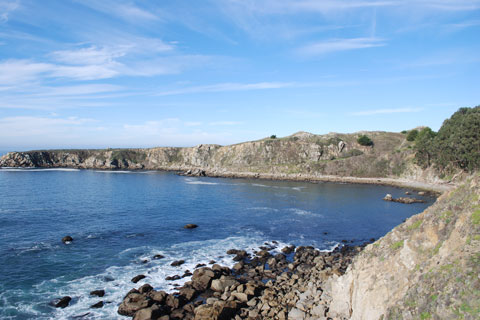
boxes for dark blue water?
[0,169,435,319]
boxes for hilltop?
[0,130,451,192]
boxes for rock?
[149,291,167,304]
[53,296,72,308]
[210,276,239,292]
[184,224,198,229]
[133,304,169,320]
[89,289,105,297]
[90,301,104,309]
[166,294,187,309]
[153,254,165,259]
[62,236,73,244]
[131,274,146,283]
[166,275,181,281]
[281,245,295,254]
[180,287,197,300]
[195,263,206,268]
[118,292,152,316]
[138,284,153,294]
[288,307,305,320]
[383,194,425,204]
[209,260,216,264]
[418,191,426,196]
[338,140,346,152]
[231,292,248,303]
[192,268,215,291]
[405,191,411,195]
[171,260,185,267]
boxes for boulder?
[138,284,153,294]
[191,268,215,291]
[90,301,104,309]
[149,291,167,304]
[89,289,105,297]
[153,254,165,259]
[62,236,73,244]
[52,296,72,308]
[210,276,238,292]
[131,274,146,283]
[184,224,198,229]
[118,292,152,316]
[133,304,169,320]
[171,260,185,267]
[383,194,393,201]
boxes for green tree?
[270,135,277,139]
[414,127,436,168]
[357,135,373,146]
[406,129,419,141]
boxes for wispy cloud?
[154,82,297,96]
[297,37,386,56]
[349,108,422,116]
[0,0,19,22]
[77,1,160,22]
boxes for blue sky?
[0,0,479,150]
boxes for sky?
[0,0,479,150]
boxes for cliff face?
[323,173,480,320]
[0,131,439,183]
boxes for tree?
[357,135,373,146]
[270,135,277,139]
[414,127,436,168]
[406,129,418,141]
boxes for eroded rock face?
[325,175,480,319]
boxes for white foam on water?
[93,170,133,174]
[251,183,269,188]
[184,178,219,185]
[286,208,323,218]
[247,207,280,213]
[0,168,80,172]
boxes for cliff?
[0,131,449,189]
[321,173,480,319]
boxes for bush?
[401,130,407,134]
[270,135,277,139]
[406,129,418,141]
[414,106,480,172]
[357,135,373,146]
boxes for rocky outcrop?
[1,131,447,185]
[322,173,480,319]
[117,243,364,320]
[383,194,426,204]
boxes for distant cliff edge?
[0,131,451,189]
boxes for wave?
[247,207,280,213]
[286,208,323,218]
[184,178,219,185]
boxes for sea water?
[0,169,435,319]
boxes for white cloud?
[0,59,52,85]
[349,108,422,116]
[155,81,296,96]
[297,38,386,56]
[77,1,159,22]
[0,116,96,137]
[0,0,19,22]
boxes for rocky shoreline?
[115,242,368,320]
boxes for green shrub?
[357,135,373,146]
[406,129,418,141]
[414,106,480,172]
[401,130,407,134]
[270,135,277,139]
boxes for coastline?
[0,165,453,193]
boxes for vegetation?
[406,129,419,141]
[357,135,374,146]
[270,135,277,139]
[414,106,480,172]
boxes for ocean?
[0,169,435,319]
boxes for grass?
[420,311,432,319]
[391,240,404,250]
[408,219,423,230]
[471,209,480,225]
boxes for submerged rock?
[90,301,103,309]
[62,236,73,244]
[131,275,146,283]
[52,296,72,308]
[171,260,185,267]
[383,194,425,204]
[89,289,105,297]
[184,224,198,229]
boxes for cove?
[0,169,435,319]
